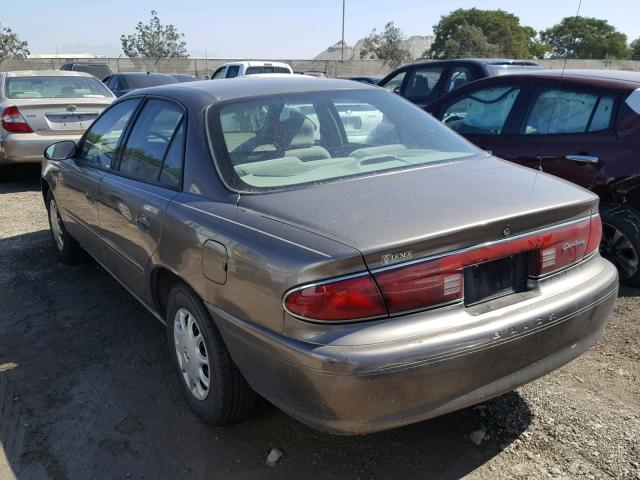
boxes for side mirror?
[45,141,76,161]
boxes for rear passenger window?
[118,100,185,187]
[523,89,615,135]
[79,99,140,169]
[440,86,521,135]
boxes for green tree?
[121,10,188,58]
[541,17,630,59]
[629,38,640,60]
[359,22,410,67]
[0,23,29,60]
[429,9,543,59]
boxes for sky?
[2,0,639,58]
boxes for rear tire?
[600,203,640,287]
[166,283,256,425]
[46,190,86,265]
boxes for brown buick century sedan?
[41,76,618,434]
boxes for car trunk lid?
[239,156,598,271]
[8,98,112,135]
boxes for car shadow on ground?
[0,165,41,194]
[0,229,534,480]
[618,284,640,297]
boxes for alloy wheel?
[601,223,639,280]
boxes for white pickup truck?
[211,61,293,79]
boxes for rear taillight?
[528,215,601,276]
[284,215,602,322]
[284,275,387,321]
[2,106,33,133]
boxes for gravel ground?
[1,167,639,480]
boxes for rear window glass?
[124,74,176,89]
[71,64,112,79]
[245,66,290,75]
[5,76,112,99]
[208,89,479,193]
[486,65,542,76]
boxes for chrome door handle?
[136,215,150,232]
[565,155,599,163]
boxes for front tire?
[600,203,640,287]
[46,190,86,265]
[166,283,256,425]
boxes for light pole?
[341,0,345,61]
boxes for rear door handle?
[565,155,599,164]
[136,215,150,232]
[85,193,95,204]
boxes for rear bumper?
[0,132,81,165]
[212,256,618,435]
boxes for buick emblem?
[502,226,511,237]
[66,105,77,112]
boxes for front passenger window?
[381,71,406,93]
[118,99,185,187]
[79,99,140,169]
[440,86,521,135]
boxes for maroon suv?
[426,70,640,286]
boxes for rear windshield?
[5,76,112,99]
[245,66,291,75]
[208,89,479,193]
[487,64,542,76]
[124,74,176,89]
[71,64,112,79]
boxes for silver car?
[0,70,114,180]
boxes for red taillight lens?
[374,260,463,314]
[528,215,601,276]
[285,215,601,322]
[2,106,33,133]
[284,275,387,321]
[587,214,602,256]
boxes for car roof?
[221,61,291,68]
[3,69,95,78]
[459,69,640,91]
[113,72,175,77]
[409,58,540,67]
[518,69,640,84]
[131,75,375,102]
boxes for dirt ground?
[1,167,639,480]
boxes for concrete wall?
[0,57,393,78]
[2,57,640,78]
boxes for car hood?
[239,156,598,269]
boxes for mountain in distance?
[314,35,434,61]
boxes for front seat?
[282,111,331,162]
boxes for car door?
[433,82,537,167]
[97,97,186,300]
[514,86,619,189]
[56,99,141,260]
